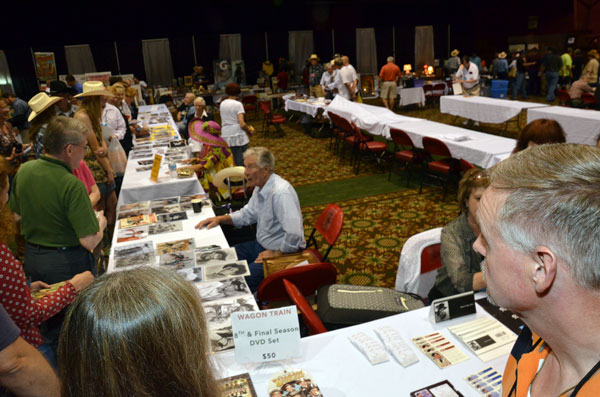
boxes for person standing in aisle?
[379,56,402,110]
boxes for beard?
[480,259,498,307]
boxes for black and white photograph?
[179,202,193,211]
[117,207,151,220]
[177,267,203,283]
[130,150,154,159]
[195,247,238,266]
[150,197,180,206]
[135,165,152,172]
[151,204,182,214]
[114,252,155,269]
[116,226,149,243]
[203,295,258,325]
[148,221,183,235]
[157,212,188,223]
[434,301,450,322]
[180,194,207,203]
[118,201,150,212]
[159,251,195,270]
[137,160,154,165]
[114,241,154,259]
[208,325,235,353]
[203,260,250,281]
[195,244,222,253]
[195,277,251,302]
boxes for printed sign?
[231,306,301,364]
[150,153,163,182]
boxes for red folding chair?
[242,95,258,120]
[304,204,344,262]
[420,243,442,304]
[557,89,571,107]
[257,262,338,309]
[423,84,433,107]
[459,158,475,173]
[582,92,598,108]
[352,123,387,174]
[388,128,423,186]
[431,83,446,105]
[327,112,351,155]
[419,137,461,201]
[283,279,328,335]
[260,101,286,137]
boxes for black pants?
[24,243,95,356]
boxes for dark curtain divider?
[313,30,333,62]
[433,24,447,65]
[117,41,145,81]
[267,31,288,71]
[170,36,195,79]
[194,32,219,83]
[375,27,393,72]
[241,32,265,86]
[394,25,415,69]
[91,42,118,75]
[4,48,39,100]
[334,28,356,62]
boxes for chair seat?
[362,141,387,152]
[428,159,458,174]
[272,115,286,123]
[395,150,415,162]
[303,248,323,263]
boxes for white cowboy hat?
[74,81,114,98]
[498,51,507,59]
[27,92,61,122]
[309,54,320,61]
[213,166,246,190]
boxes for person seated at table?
[512,118,566,153]
[191,96,213,124]
[568,74,596,108]
[428,168,490,301]
[182,120,234,200]
[58,267,219,397]
[454,56,480,97]
[195,147,305,293]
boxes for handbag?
[508,67,517,78]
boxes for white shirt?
[219,99,249,147]
[320,70,337,91]
[341,64,359,94]
[456,63,480,89]
[120,100,131,119]
[334,69,351,99]
[102,103,127,140]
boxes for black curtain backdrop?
[170,36,195,80]
[375,27,393,72]
[268,30,288,72]
[4,48,38,99]
[91,42,119,75]
[335,27,357,62]
[314,30,333,62]
[194,32,220,83]
[117,41,145,82]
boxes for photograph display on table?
[119,213,158,229]
[117,207,151,220]
[156,238,195,255]
[130,150,154,159]
[267,369,323,397]
[195,276,250,302]
[159,251,195,270]
[410,380,464,397]
[117,226,149,243]
[151,204,182,214]
[135,165,153,172]
[447,317,517,362]
[217,373,257,397]
[203,260,250,281]
[209,325,235,353]
[411,332,469,368]
[180,193,207,203]
[150,197,180,206]
[465,367,502,397]
[177,267,203,283]
[195,244,222,253]
[148,221,183,235]
[137,159,154,165]
[114,241,156,269]
[157,212,188,223]
[204,296,258,326]
[118,201,150,212]
[195,247,238,266]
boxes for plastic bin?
[490,87,508,98]
[491,79,509,90]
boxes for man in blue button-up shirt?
[196,147,305,292]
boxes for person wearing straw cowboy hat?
[27,92,61,159]
[495,52,509,80]
[445,49,461,77]
[180,119,234,200]
[308,54,325,98]
[73,81,118,235]
[583,49,599,86]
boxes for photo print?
[203,295,258,325]
[203,261,250,281]
[116,226,149,243]
[151,204,182,214]
[137,160,154,165]
[208,325,235,353]
[159,251,195,270]
[195,277,251,302]
[130,150,154,159]
[177,267,203,283]
[150,197,180,206]
[148,221,183,235]
[156,238,195,255]
[119,214,158,229]
[195,247,238,266]
[114,241,154,258]
[157,212,188,223]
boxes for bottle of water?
[168,160,177,178]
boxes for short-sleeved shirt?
[9,155,99,247]
[560,53,573,77]
[73,160,96,194]
[340,65,359,93]
[542,54,563,73]
[0,304,20,351]
[219,99,249,148]
[379,62,402,82]
[456,62,480,89]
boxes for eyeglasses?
[66,142,89,150]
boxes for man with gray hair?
[177,92,197,139]
[473,144,600,395]
[378,56,402,109]
[196,146,305,292]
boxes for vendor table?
[391,119,516,168]
[284,97,330,117]
[212,300,511,396]
[527,106,600,146]
[440,96,548,125]
[397,87,426,107]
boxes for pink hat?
[188,119,226,147]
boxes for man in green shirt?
[560,47,573,89]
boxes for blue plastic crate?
[491,79,509,90]
[490,87,508,98]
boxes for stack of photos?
[150,197,179,206]
[117,226,149,243]
[151,204,182,214]
[148,221,183,235]
[411,332,469,368]
[448,317,517,362]
[119,213,158,229]
[114,241,156,269]
[217,373,257,397]
[156,238,195,255]
[195,247,237,266]
[157,212,188,223]
[117,201,150,220]
[267,369,323,397]
[159,251,195,270]
[410,380,464,397]
[465,367,502,396]
[130,150,154,159]
[204,295,258,353]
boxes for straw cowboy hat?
[213,166,246,190]
[451,49,460,57]
[74,81,114,98]
[588,49,599,59]
[27,92,61,122]
[309,54,320,61]
[498,51,507,59]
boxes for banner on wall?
[85,72,112,85]
[34,52,57,83]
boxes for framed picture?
[232,60,246,86]
[508,44,526,54]
[184,75,193,86]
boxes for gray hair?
[489,144,600,289]
[243,146,275,172]
[193,96,205,106]
[387,56,394,63]
[43,116,88,156]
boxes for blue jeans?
[234,240,265,293]
[231,144,249,167]
[545,71,559,101]
[512,72,527,99]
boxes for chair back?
[582,92,598,105]
[259,101,272,115]
[242,95,257,105]
[315,204,344,246]
[283,279,328,335]
[422,136,452,158]
[432,83,446,96]
[390,128,414,148]
[459,158,475,172]
[395,227,442,295]
[421,243,442,274]
[257,262,338,304]
[352,123,367,144]
[423,84,433,96]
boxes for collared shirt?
[379,62,402,82]
[320,70,337,91]
[9,155,99,247]
[341,64,359,94]
[456,62,480,89]
[102,102,127,140]
[308,63,324,86]
[230,173,305,253]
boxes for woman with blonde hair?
[59,267,219,397]
[74,82,117,228]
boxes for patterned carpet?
[245,112,461,289]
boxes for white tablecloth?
[527,106,600,146]
[390,119,515,168]
[397,87,426,107]
[284,98,329,117]
[212,301,511,396]
[440,96,548,124]
[327,95,423,139]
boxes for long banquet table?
[213,300,511,396]
[527,105,600,146]
[440,96,548,124]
